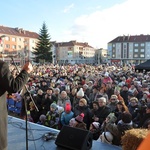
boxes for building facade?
[52,40,96,65]
[108,34,150,65]
[95,48,108,65]
[0,26,39,64]
[0,26,96,65]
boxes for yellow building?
[0,25,39,64]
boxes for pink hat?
[75,113,84,123]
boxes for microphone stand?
[9,56,39,150]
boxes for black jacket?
[0,60,29,150]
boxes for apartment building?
[0,25,39,64]
[0,26,96,65]
[108,34,150,65]
[95,48,108,64]
[52,40,96,65]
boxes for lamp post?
[0,35,6,61]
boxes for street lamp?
[0,35,6,61]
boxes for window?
[140,54,145,57]
[12,45,16,49]
[134,54,138,57]
[5,37,10,41]
[134,49,138,52]
[147,43,150,46]
[140,49,145,52]
[19,38,22,41]
[113,44,115,47]
[6,44,10,48]
[141,43,145,47]
[134,43,138,47]
[18,45,21,49]
[12,37,16,42]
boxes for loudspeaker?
[55,126,93,150]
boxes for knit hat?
[39,115,46,122]
[57,106,64,114]
[77,88,84,97]
[79,98,87,106]
[75,113,84,123]
[92,122,100,129]
[104,72,109,77]
[50,103,57,110]
[121,112,132,123]
[130,97,138,103]
[101,132,113,144]
[107,113,117,123]
[65,103,71,112]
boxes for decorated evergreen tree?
[32,22,52,63]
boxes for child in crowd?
[60,103,74,126]
[37,114,46,125]
[69,113,87,130]
[45,103,59,129]
[89,122,101,140]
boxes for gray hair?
[54,88,60,93]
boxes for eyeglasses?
[111,99,116,100]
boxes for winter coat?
[61,111,74,126]
[74,105,92,129]
[45,110,59,129]
[0,60,29,150]
[106,120,133,145]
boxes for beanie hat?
[77,88,84,97]
[75,113,84,123]
[130,97,138,103]
[121,112,132,123]
[39,115,46,122]
[107,113,117,123]
[50,103,57,110]
[57,106,64,114]
[92,122,100,129]
[79,98,87,106]
[101,132,113,144]
[65,103,71,112]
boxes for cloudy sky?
[1,0,150,48]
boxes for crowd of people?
[7,63,150,148]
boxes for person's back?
[0,60,33,150]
